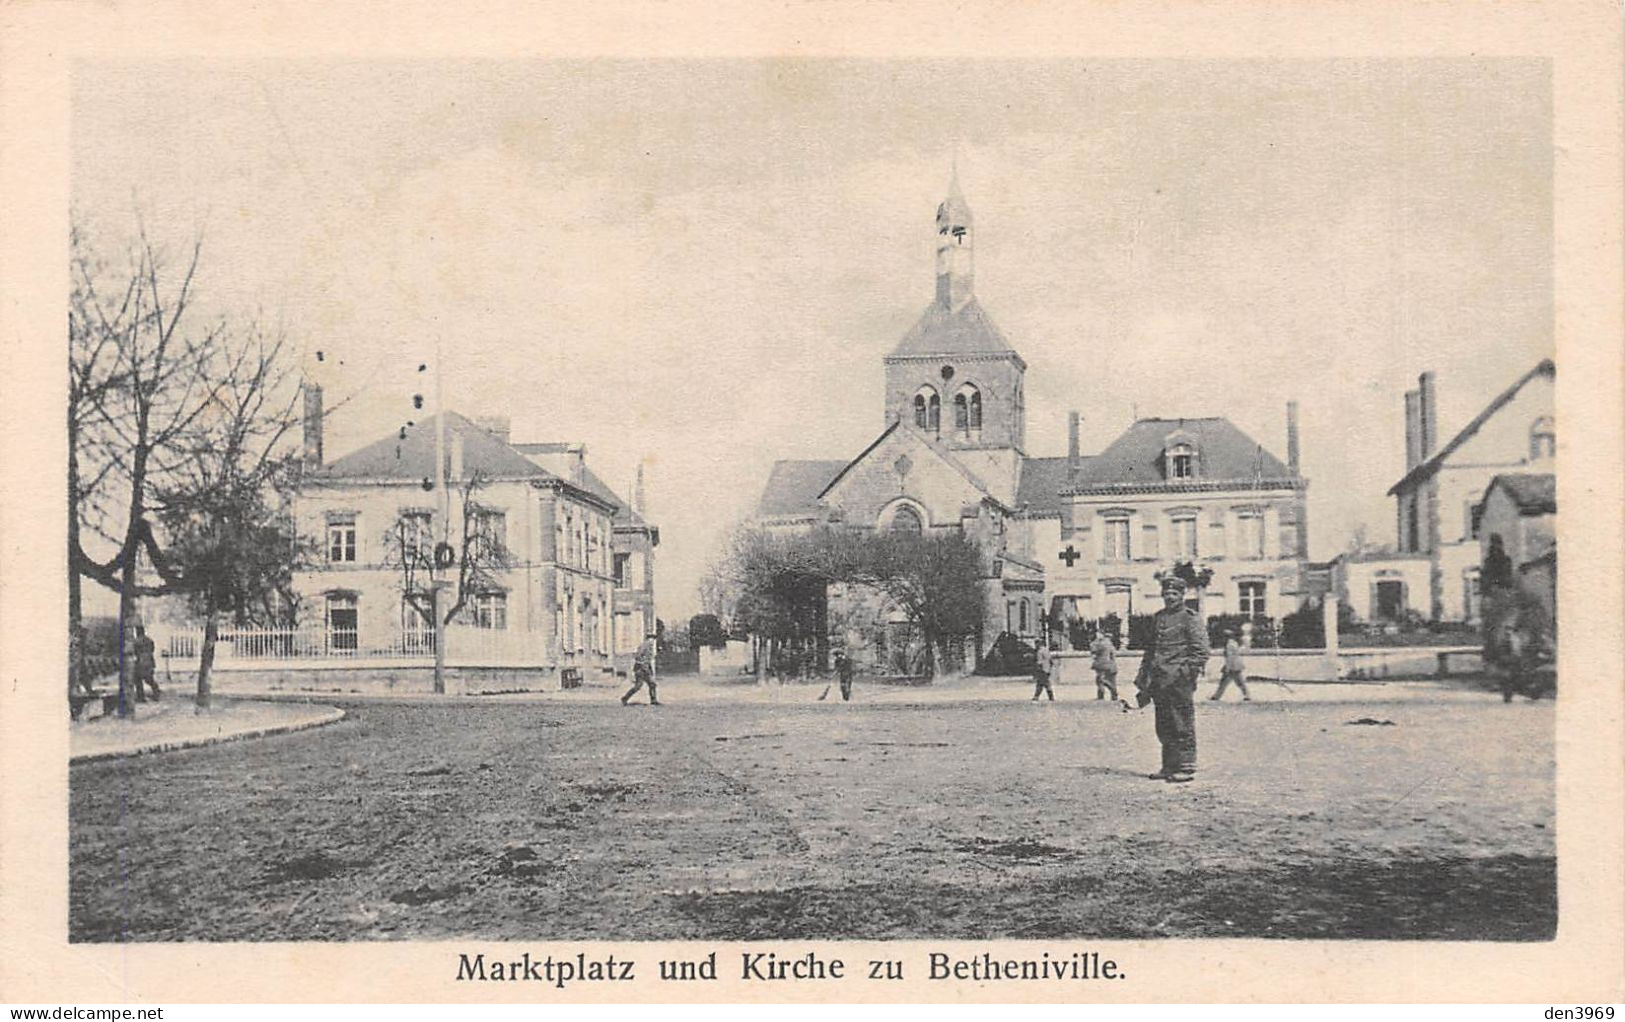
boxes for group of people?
[1029,576,1254,784]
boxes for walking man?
[1090,629,1119,701]
[835,649,855,702]
[1031,641,1056,701]
[1211,628,1251,701]
[1133,577,1208,783]
[620,632,660,706]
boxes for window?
[470,509,505,561]
[889,505,923,534]
[1103,517,1131,561]
[1237,581,1267,619]
[1141,524,1160,559]
[1171,515,1198,559]
[325,593,358,652]
[1208,521,1227,558]
[1018,599,1030,634]
[398,510,433,562]
[1164,440,1196,480]
[401,598,433,653]
[952,384,982,434]
[913,386,940,431]
[473,592,507,630]
[1236,511,1265,559]
[1529,416,1555,461]
[614,552,631,587]
[326,515,357,563]
[1405,499,1420,553]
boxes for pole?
[433,333,448,695]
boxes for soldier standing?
[620,632,661,706]
[835,649,856,702]
[1089,629,1119,701]
[1133,577,1208,783]
[1031,641,1056,702]
[1211,629,1251,701]
[132,624,159,702]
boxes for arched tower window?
[1529,416,1555,461]
[889,505,923,534]
[913,386,940,431]
[951,383,982,435]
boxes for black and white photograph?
[3,1,1622,1009]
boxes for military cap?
[1160,576,1188,594]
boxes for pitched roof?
[755,459,848,518]
[887,298,1021,360]
[1016,456,1090,516]
[1065,417,1294,491]
[1388,359,1555,496]
[1487,472,1556,514]
[511,442,652,528]
[315,412,559,483]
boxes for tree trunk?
[117,557,139,717]
[196,594,218,710]
[920,625,938,679]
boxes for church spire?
[935,165,974,311]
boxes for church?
[753,174,1311,668]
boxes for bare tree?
[69,222,226,713]
[152,325,309,707]
[382,470,515,636]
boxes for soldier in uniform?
[620,632,661,706]
[132,624,159,702]
[834,649,856,702]
[1031,641,1056,702]
[1089,629,1119,701]
[1133,577,1208,783]
[1211,628,1251,701]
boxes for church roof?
[315,412,561,484]
[755,459,848,518]
[1485,472,1556,514]
[1065,417,1295,492]
[887,298,1021,361]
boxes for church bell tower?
[935,166,975,312]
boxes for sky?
[72,58,1553,622]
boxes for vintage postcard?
[1,0,1620,1006]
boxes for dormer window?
[1529,416,1555,461]
[1166,442,1196,480]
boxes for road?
[70,681,1555,941]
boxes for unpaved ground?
[70,683,1554,941]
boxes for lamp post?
[431,336,448,695]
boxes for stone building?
[754,175,1310,663]
[291,394,657,676]
[1381,360,1555,623]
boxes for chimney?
[634,461,647,515]
[1403,389,1422,471]
[1067,411,1081,466]
[301,383,324,468]
[474,415,510,446]
[1286,401,1301,475]
[567,443,586,485]
[1418,371,1438,460]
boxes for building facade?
[1385,360,1555,623]
[754,177,1310,662]
[289,400,657,677]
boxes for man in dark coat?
[1134,577,1208,783]
[620,633,660,706]
[834,649,856,702]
